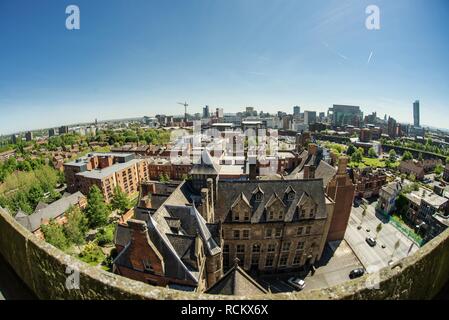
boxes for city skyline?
[1,0,449,134]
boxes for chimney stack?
[337,156,349,176]
[304,165,316,179]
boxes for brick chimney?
[337,156,349,176]
[248,156,257,180]
[308,143,318,156]
[304,164,316,179]
[126,219,164,275]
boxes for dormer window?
[255,193,263,201]
[288,192,295,201]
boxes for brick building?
[113,150,338,292]
[64,153,149,202]
[15,192,87,239]
[351,167,387,199]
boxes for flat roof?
[76,159,142,180]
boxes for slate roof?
[215,179,328,223]
[117,181,221,285]
[205,262,267,296]
[15,192,85,232]
[190,149,221,175]
[314,161,337,186]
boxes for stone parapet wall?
[1,207,449,300]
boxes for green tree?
[434,164,444,175]
[96,224,116,246]
[351,150,363,163]
[402,151,413,161]
[85,185,111,228]
[347,144,356,156]
[375,223,383,240]
[64,205,88,246]
[358,204,367,230]
[111,186,130,214]
[78,241,105,266]
[388,149,397,162]
[368,147,377,158]
[159,173,170,182]
[41,220,69,250]
[27,184,44,208]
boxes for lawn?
[349,157,399,169]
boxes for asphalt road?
[345,200,419,273]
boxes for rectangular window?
[282,242,291,252]
[293,253,301,265]
[265,254,274,267]
[242,229,250,239]
[275,228,282,238]
[267,243,275,253]
[297,241,305,251]
[306,226,312,235]
[236,244,245,253]
[279,254,288,267]
[297,226,304,236]
[223,244,229,253]
[233,230,240,239]
[252,244,261,253]
[265,228,272,238]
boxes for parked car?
[365,237,377,247]
[349,268,365,279]
[288,277,306,291]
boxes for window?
[265,228,272,238]
[297,241,305,251]
[275,228,282,238]
[279,254,288,267]
[233,230,240,239]
[255,193,263,201]
[251,255,259,267]
[288,192,295,201]
[265,254,275,267]
[282,242,291,252]
[223,244,229,253]
[293,253,301,265]
[252,244,261,253]
[306,226,312,235]
[268,210,274,220]
[242,229,250,239]
[236,244,245,253]
[142,260,154,272]
[233,211,240,222]
[267,243,276,253]
[297,226,304,236]
[244,211,250,221]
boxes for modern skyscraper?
[413,100,420,127]
[293,106,300,117]
[203,105,210,118]
[304,111,317,125]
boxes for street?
[345,200,419,273]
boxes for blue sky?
[0,0,448,134]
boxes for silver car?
[288,277,306,291]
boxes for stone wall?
[1,207,449,300]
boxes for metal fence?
[376,208,424,247]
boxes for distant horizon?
[1,0,448,134]
[2,104,445,137]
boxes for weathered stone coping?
[1,207,448,300]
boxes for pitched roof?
[15,192,85,232]
[190,149,221,175]
[205,262,267,296]
[215,179,328,223]
[314,160,337,187]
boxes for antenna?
[177,101,189,123]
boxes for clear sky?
[1,0,448,134]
